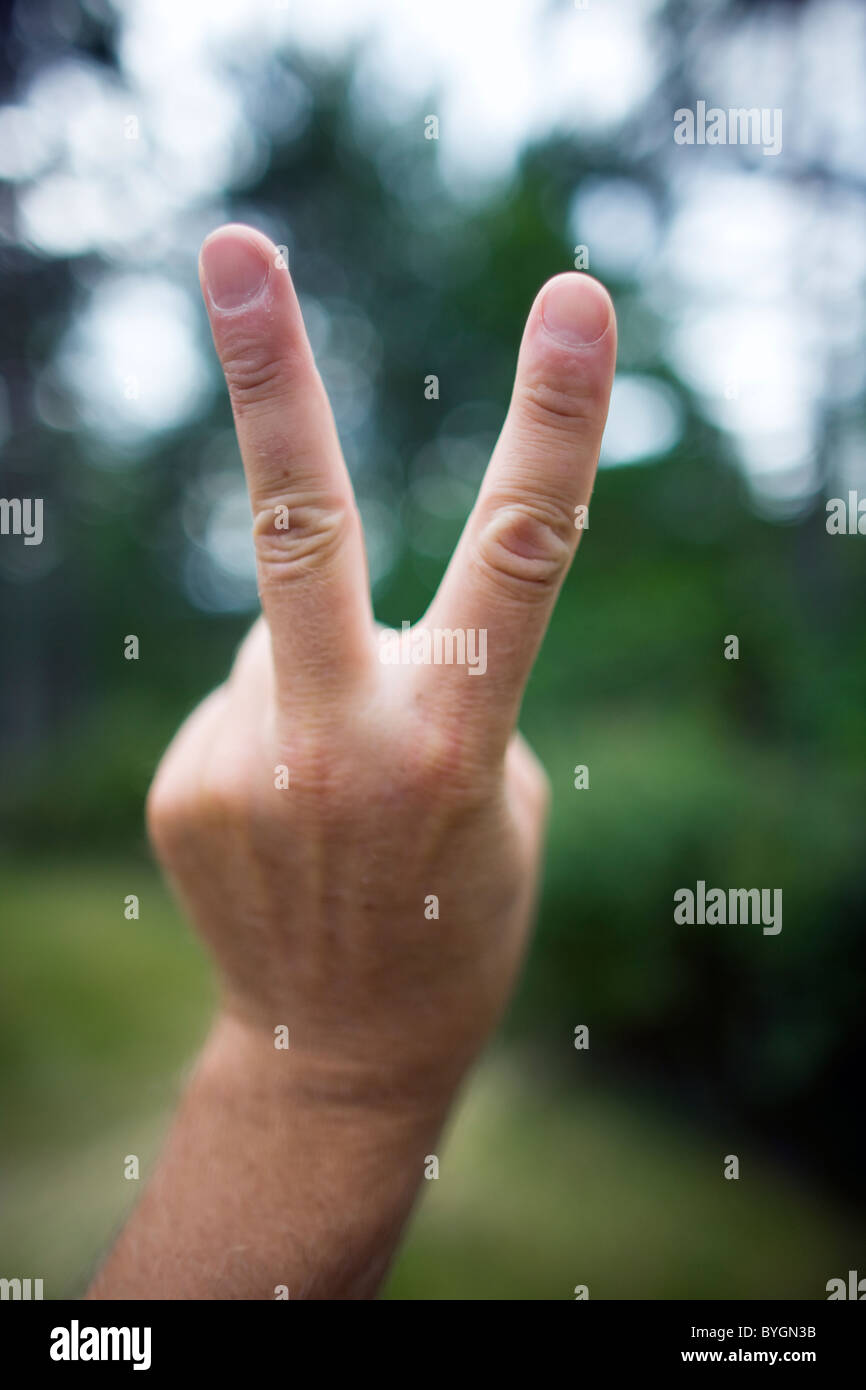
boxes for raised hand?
[89,224,616,1300]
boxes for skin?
[87,225,616,1300]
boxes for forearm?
[87,1013,448,1301]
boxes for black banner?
[4,1300,863,1375]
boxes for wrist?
[212,988,475,1123]
[203,1008,455,1130]
[195,1012,450,1298]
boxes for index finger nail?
[201,231,271,312]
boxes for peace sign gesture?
[198,224,613,742]
[95,223,615,1299]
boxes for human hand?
[147,224,617,1120]
[88,225,616,1300]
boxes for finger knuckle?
[273,733,333,800]
[145,769,198,857]
[474,498,574,593]
[222,344,289,411]
[198,765,250,828]
[519,375,603,435]
[253,497,354,581]
[400,720,492,807]
[147,754,247,857]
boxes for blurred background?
[1,0,865,1299]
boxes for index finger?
[199,225,374,705]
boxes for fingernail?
[541,274,611,348]
[201,232,270,311]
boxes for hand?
[90,225,616,1299]
[148,225,616,1112]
